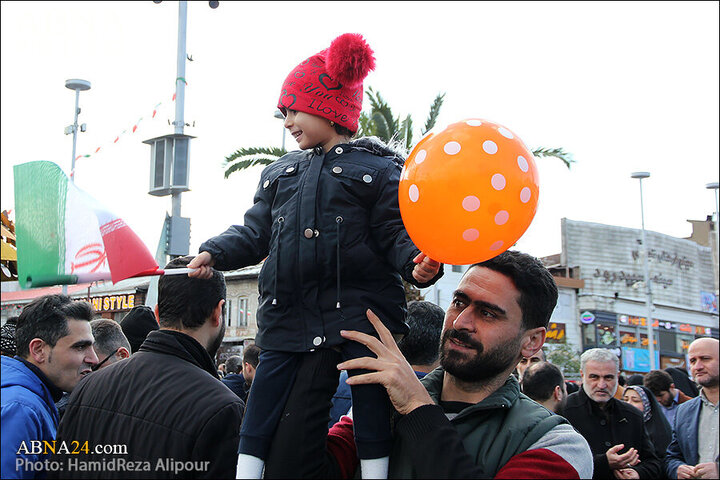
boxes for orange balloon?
[399,119,539,265]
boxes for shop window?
[238,297,249,327]
[639,332,658,349]
[226,299,233,327]
[597,323,617,347]
[658,330,676,353]
[619,327,638,348]
[582,324,596,348]
[677,333,695,353]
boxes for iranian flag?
[13,161,161,289]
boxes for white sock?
[236,453,264,479]
[360,456,389,479]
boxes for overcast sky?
[2,1,718,264]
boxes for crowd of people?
[2,30,719,479]
[1,251,718,479]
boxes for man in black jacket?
[561,347,662,479]
[50,257,244,479]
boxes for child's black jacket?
[200,137,443,352]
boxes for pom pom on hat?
[278,33,376,132]
[326,33,375,87]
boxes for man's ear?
[520,327,546,359]
[154,304,160,324]
[117,347,130,360]
[554,385,564,401]
[211,299,225,327]
[28,338,48,364]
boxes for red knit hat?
[278,33,375,132]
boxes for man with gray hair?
[561,348,661,479]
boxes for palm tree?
[222,88,446,178]
[356,87,446,152]
[223,88,574,178]
[223,147,287,179]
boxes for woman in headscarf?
[622,385,672,466]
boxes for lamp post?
[631,171,656,370]
[274,109,286,150]
[64,79,91,182]
[707,181,719,293]
[63,79,91,295]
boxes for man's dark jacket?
[199,138,442,352]
[221,373,249,402]
[561,386,662,479]
[50,330,244,479]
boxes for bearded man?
[262,250,594,479]
[49,257,244,479]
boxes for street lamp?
[274,109,286,150]
[631,171,656,370]
[707,181,719,290]
[64,79,91,182]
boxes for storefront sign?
[90,294,135,312]
[592,269,673,287]
[546,322,566,343]
[631,249,694,270]
[580,311,595,324]
[618,315,674,330]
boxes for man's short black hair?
[158,256,226,329]
[90,319,131,357]
[15,294,95,358]
[1,316,19,357]
[243,344,261,368]
[521,361,565,402]
[397,301,444,366]
[225,355,243,374]
[472,250,558,330]
[644,369,674,396]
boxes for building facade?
[552,218,718,372]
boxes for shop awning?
[1,241,16,261]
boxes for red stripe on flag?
[99,218,159,284]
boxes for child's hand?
[187,251,215,279]
[412,252,440,283]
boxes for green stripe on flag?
[14,161,68,289]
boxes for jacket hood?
[1,355,53,402]
[347,136,406,166]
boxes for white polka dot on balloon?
[444,141,461,155]
[491,173,506,190]
[517,156,529,172]
[409,184,419,202]
[462,196,480,212]
[490,240,504,251]
[466,120,482,126]
[495,210,509,225]
[520,187,531,203]
[483,140,498,154]
[415,149,427,164]
[498,127,514,139]
[462,228,479,242]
